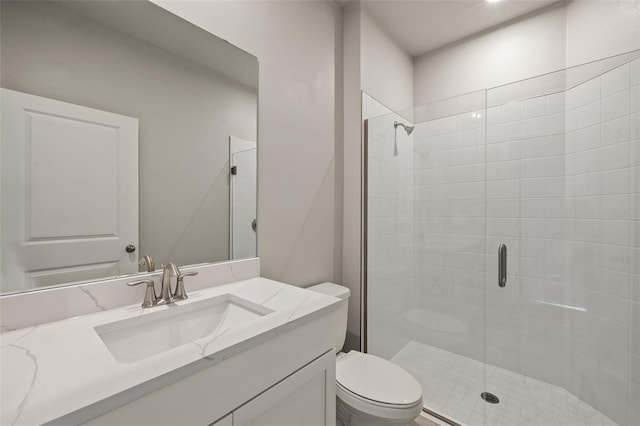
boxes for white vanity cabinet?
[80,310,337,426]
[231,350,335,426]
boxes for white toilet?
[307,283,423,426]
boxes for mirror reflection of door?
[0,89,139,293]
[229,136,257,260]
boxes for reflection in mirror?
[229,136,258,260]
[0,0,258,295]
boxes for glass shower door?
[482,88,547,426]
[365,91,490,425]
[483,52,640,426]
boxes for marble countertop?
[0,278,340,426]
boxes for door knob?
[125,244,136,253]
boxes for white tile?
[546,134,567,156]
[601,90,630,122]
[600,268,629,298]
[575,148,600,174]
[522,117,546,138]
[502,101,522,123]
[601,142,629,170]
[522,136,546,159]
[546,155,565,177]
[459,111,484,130]
[547,176,573,197]
[546,113,565,136]
[547,92,566,115]
[566,108,577,132]
[631,166,640,193]
[521,158,546,179]
[459,129,478,148]
[576,124,601,151]
[575,101,601,129]
[601,116,630,146]
[632,58,640,87]
[522,96,547,119]
[438,115,458,134]
[631,86,640,114]
[601,168,630,195]
[601,219,629,246]
[487,102,521,125]
[632,112,640,140]
[602,63,630,97]
[630,301,640,329]
[601,194,630,221]
[498,121,521,143]
[569,76,601,109]
[521,178,545,198]
[576,196,600,219]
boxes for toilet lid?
[336,351,422,406]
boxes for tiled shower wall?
[557,60,639,424]
[404,60,639,424]
[412,110,486,362]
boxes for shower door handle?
[498,244,507,288]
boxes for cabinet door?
[233,350,335,426]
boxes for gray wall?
[1,1,257,269]
[157,0,345,287]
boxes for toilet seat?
[336,381,423,424]
[336,351,422,408]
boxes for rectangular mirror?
[0,0,258,295]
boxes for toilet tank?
[306,282,350,352]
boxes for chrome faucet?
[158,263,199,304]
[158,263,179,305]
[127,263,199,308]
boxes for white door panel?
[28,111,119,238]
[1,88,139,292]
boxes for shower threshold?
[392,341,616,426]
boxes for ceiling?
[353,0,563,57]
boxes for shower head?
[394,121,414,135]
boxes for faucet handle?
[127,279,157,308]
[139,255,155,272]
[173,271,198,300]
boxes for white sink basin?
[94,294,273,363]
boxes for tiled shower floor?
[392,341,616,426]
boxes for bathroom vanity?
[1,276,340,425]
[0,1,341,424]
